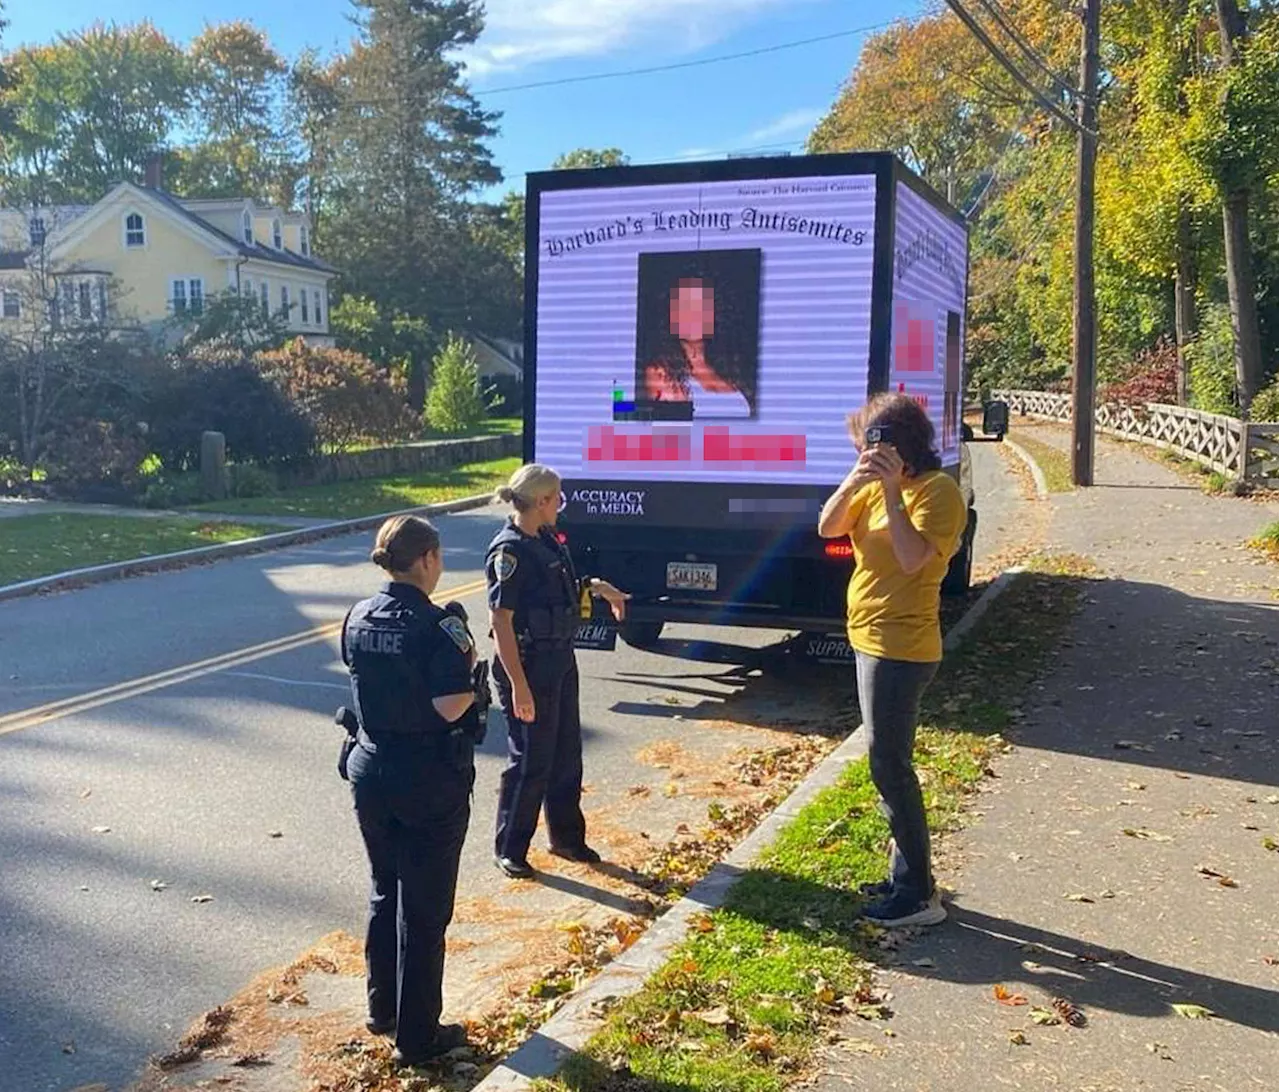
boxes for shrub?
[39,419,149,500]
[145,344,316,470]
[1248,377,1279,422]
[139,472,204,509]
[425,335,491,435]
[228,462,277,498]
[1185,304,1238,416]
[1102,337,1180,408]
[256,339,415,451]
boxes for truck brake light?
[824,542,853,559]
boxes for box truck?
[522,152,993,652]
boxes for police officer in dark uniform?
[339,514,486,1067]
[486,464,629,879]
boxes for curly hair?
[848,393,942,476]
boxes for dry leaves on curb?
[1171,1003,1216,1020]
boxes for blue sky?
[5,0,925,200]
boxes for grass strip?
[538,554,1092,1092]
[1010,432,1074,493]
[189,456,520,519]
[0,513,291,586]
[1247,520,1279,562]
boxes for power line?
[471,22,894,97]
[942,0,1090,135]
[973,0,1079,101]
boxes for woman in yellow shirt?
[818,393,967,927]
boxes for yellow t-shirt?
[845,471,967,663]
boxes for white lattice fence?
[993,389,1279,486]
[1245,424,1279,487]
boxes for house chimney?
[144,154,163,190]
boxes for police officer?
[487,464,629,879]
[341,515,483,1067]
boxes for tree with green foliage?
[180,289,290,351]
[424,334,488,434]
[2,22,191,202]
[175,22,289,201]
[330,293,436,406]
[551,147,629,170]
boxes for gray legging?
[855,651,939,903]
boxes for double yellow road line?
[0,577,488,737]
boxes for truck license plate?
[667,562,717,591]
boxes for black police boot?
[494,854,535,880]
[366,1016,396,1037]
[391,1023,469,1067]
[549,843,602,864]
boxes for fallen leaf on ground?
[626,785,651,798]
[1052,997,1087,1027]
[691,1006,735,1027]
[1123,828,1172,842]
[191,894,214,904]
[1065,893,1095,903]
[1126,781,1147,791]
[90,826,111,834]
[62,1041,76,1055]
[230,1053,269,1068]
[1263,956,1277,966]
[1114,740,1154,752]
[149,880,169,892]
[1029,1007,1060,1026]
[1008,1030,1029,1046]
[78,789,92,800]
[1263,837,1278,852]
[1146,1041,1173,1060]
[993,985,1028,1007]
[267,830,283,839]
[1171,1003,1215,1020]
[911,957,936,968]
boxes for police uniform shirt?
[343,583,473,739]
[486,523,579,612]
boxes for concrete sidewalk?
[815,432,1278,1092]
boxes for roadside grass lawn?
[423,416,522,439]
[189,456,520,520]
[1010,431,1074,493]
[538,555,1092,1092]
[1247,520,1279,562]
[0,513,290,587]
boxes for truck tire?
[620,619,665,649]
[942,509,977,597]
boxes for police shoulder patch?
[439,615,472,652]
[492,548,518,583]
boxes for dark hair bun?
[370,546,392,568]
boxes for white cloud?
[741,106,824,145]
[463,0,810,76]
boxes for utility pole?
[1071,0,1100,486]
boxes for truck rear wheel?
[620,619,665,649]
[942,509,977,597]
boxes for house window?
[300,225,310,256]
[78,281,92,321]
[243,278,253,299]
[29,217,46,248]
[314,289,324,327]
[272,219,282,249]
[260,281,269,318]
[300,289,310,324]
[2,290,19,319]
[189,279,204,317]
[124,212,145,248]
[280,284,290,319]
[171,279,187,313]
[242,209,254,245]
[60,281,76,322]
[98,279,108,323]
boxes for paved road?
[0,445,1023,1092]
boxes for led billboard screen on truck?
[530,171,879,529]
[526,157,968,535]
